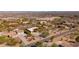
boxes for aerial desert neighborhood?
[0,11,79,47]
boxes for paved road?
[25,28,78,46]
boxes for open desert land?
[0,11,79,47]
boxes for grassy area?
[0,35,21,46]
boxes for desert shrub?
[75,36,79,42]
[51,43,58,47]
[35,42,43,47]
[0,36,10,44]
[40,31,49,38]
[50,36,54,41]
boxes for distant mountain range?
[0,11,79,17]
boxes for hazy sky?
[0,0,78,11]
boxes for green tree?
[24,29,31,36]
